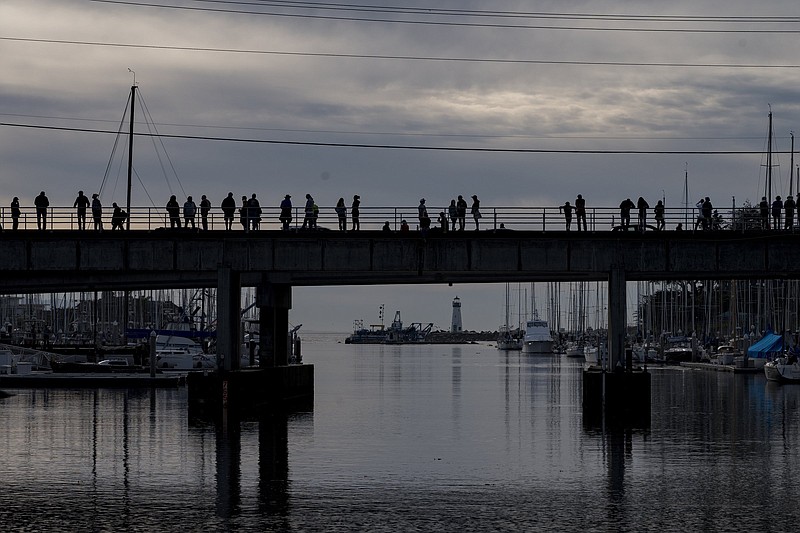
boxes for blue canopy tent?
[747,331,783,360]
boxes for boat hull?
[765,358,800,383]
[523,340,554,355]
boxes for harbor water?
[1,333,799,531]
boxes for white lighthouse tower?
[451,297,463,332]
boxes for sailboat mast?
[789,131,794,197]
[767,108,773,204]
[126,83,136,231]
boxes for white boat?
[522,316,554,355]
[712,344,740,365]
[564,342,584,358]
[764,354,800,383]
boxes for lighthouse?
[451,297,463,332]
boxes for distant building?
[451,297,462,332]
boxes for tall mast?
[126,80,136,231]
[767,107,773,203]
[683,163,689,228]
[791,131,796,197]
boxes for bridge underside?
[0,230,796,293]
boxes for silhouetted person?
[456,195,467,231]
[184,196,197,229]
[418,199,429,231]
[73,190,90,230]
[280,194,293,230]
[239,195,249,232]
[35,191,49,230]
[166,195,181,228]
[619,198,634,229]
[438,211,448,232]
[111,202,126,230]
[248,194,261,231]
[471,195,481,231]
[637,196,649,231]
[575,194,587,231]
[351,195,360,231]
[10,197,20,231]
[654,200,665,231]
[559,201,573,230]
[772,196,783,230]
[701,197,713,230]
[759,196,769,229]
[200,195,211,230]
[785,195,796,230]
[448,199,457,231]
[400,219,409,232]
[302,194,315,229]
[221,192,236,230]
[91,194,103,231]
[382,221,392,232]
[675,223,683,231]
[335,197,346,231]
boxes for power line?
[0,112,779,142]
[0,121,788,155]
[3,37,799,68]
[89,0,800,33]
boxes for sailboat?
[497,284,522,350]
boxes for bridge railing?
[0,204,769,232]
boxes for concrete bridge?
[1,228,795,417]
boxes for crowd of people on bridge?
[4,189,798,234]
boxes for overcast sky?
[2,1,800,333]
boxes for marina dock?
[0,372,186,388]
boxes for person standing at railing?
[10,197,20,231]
[654,200,665,231]
[559,201,573,230]
[619,198,634,230]
[34,191,49,231]
[166,195,181,228]
[418,198,429,233]
[438,211,448,233]
[335,197,346,231]
[772,196,783,231]
[200,195,211,231]
[784,195,795,230]
[302,194,315,229]
[221,192,236,231]
[183,196,197,229]
[111,202,126,230]
[456,195,467,231]
[575,194,587,231]
[351,195,360,231]
[239,195,249,232]
[701,197,713,231]
[73,190,90,230]
[471,195,481,231]
[759,196,770,229]
[91,194,103,231]
[637,197,649,232]
[281,194,294,230]
[248,193,262,231]
[448,199,457,232]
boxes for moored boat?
[522,315,554,355]
[764,354,800,383]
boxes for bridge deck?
[0,228,795,293]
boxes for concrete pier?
[187,365,314,412]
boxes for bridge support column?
[217,266,241,371]
[608,267,626,370]
[582,266,650,428]
[257,282,292,367]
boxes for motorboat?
[564,342,584,358]
[764,354,800,383]
[522,316,554,355]
[711,344,740,365]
